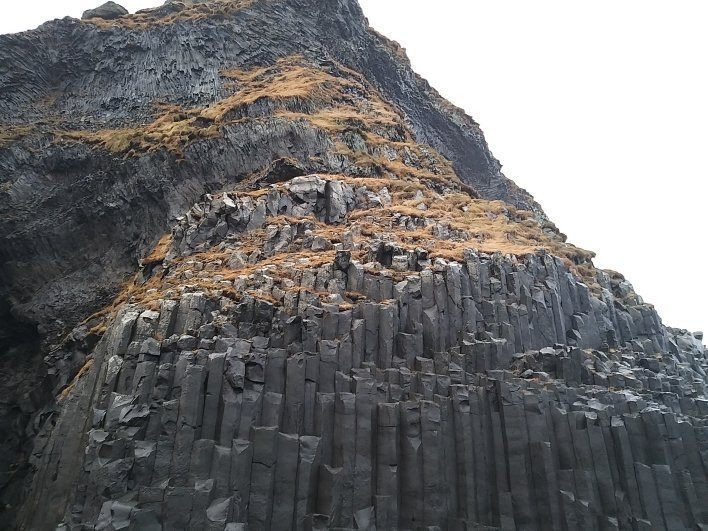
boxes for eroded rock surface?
[0,0,539,350]
[0,0,706,530]
[19,173,708,530]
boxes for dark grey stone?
[81,1,128,20]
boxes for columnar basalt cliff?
[0,1,706,530]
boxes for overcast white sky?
[2,1,706,333]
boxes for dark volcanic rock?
[0,0,538,349]
[0,0,706,530]
[13,177,708,530]
[81,1,129,20]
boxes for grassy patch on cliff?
[60,104,222,157]
[114,177,595,314]
[57,53,454,194]
[345,185,597,282]
[84,0,257,30]
[58,55,401,158]
[0,125,33,149]
[142,234,174,266]
[59,54,599,308]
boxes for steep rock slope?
[0,1,706,530]
[0,0,539,348]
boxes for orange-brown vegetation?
[344,185,597,286]
[218,59,361,112]
[57,53,451,187]
[59,103,223,157]
[84,0,257,30]
[58,359,95,401]
[0,125,33,149]
[142,234,174,266]
[58,55,393,157]
[86,165,602,334]
[62,50,602,326]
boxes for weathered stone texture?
[0,1,705,529]
[16,179,708,529]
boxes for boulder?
[81,2,128,20]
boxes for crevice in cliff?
[0,300,44,530]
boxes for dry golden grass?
[142,234,173,266]
[88,222,349,323]
[277,108,397,135]
[329,140,459,185]
[65,45,605,324]
[57,52,460,205]
[194,172,594,287]
[218,58,359,112]
[58,359,94,401]
[0,125,33,149]
[194,248,339,281]
[59,104,223,157]
[59,55,402,157]
[180,186,594,287]
[117,247,343,312]
[84,168,602,338]
[85,0,257,30]
[345,184,597,284]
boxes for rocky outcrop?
[0,0,540,349]
[0,0,706,529]
[18,174,708,529]
[81,2,129,20]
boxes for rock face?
[0,1,706,530]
